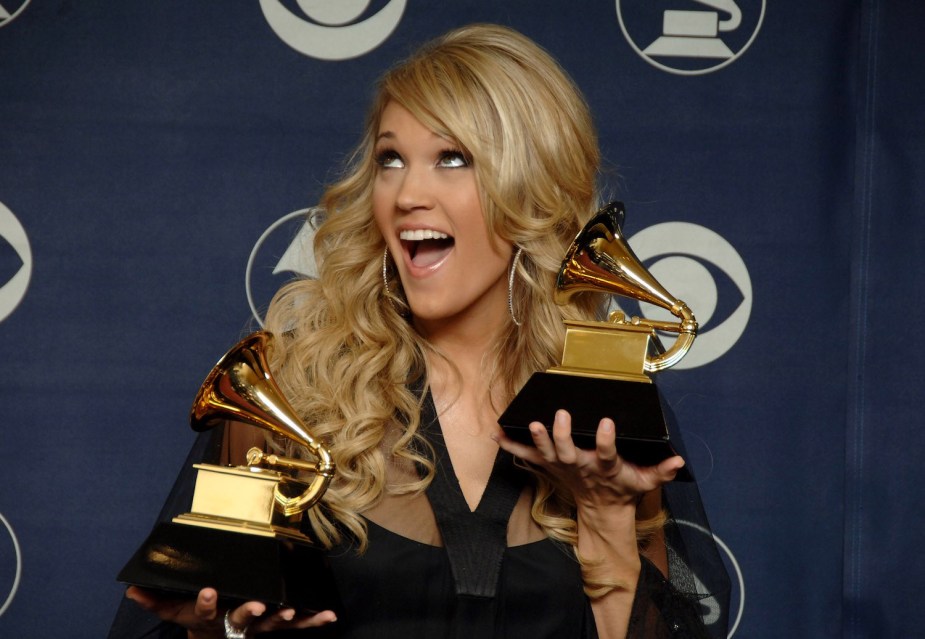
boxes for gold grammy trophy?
[499,202,698,466]
[118,332,340,611]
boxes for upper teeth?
[400,229,449,241]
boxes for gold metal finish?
[554,202,698,376]
[547,320,653,382]
[173,464,312,542]
[174,331,335,536]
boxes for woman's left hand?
[496,410,684,638]
[494,409,684,511]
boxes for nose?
[395,166,435,212]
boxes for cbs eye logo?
[0,512,22,617]
[0,0,31,28]
[246,207,326,326]
[259,0,406,61]
[674,519,746,637]
[0,202,32,324]
[609,222,752,369]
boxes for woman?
[117,23,726,639]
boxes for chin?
[406,300,458,324]
[408,306,448,323]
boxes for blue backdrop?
[1,1,922,637]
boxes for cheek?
[466,212,510,263]
[456,186,502,253]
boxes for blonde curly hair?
[263,24,660,588]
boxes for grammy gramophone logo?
[616,0,766,75]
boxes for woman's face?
[372,101,512,333]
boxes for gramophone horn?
[554,202,698,372]
[190,331,335,515]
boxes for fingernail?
[280,609,295,621]
[601,419,614,433]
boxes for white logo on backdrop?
[610,222,752,369]
[0,0,31,28]
[616,0,765,75]
[260,0,406,61]
[246,213,751,367]
[246,207,326,325]
[0,512,22,617]
[675,520,745,638]
[0,201,32,323]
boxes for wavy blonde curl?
[264,24,658,593]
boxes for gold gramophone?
[499,202,697,466]
[118,331,339,610]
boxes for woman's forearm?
[579,502,641,639]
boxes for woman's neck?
[421,322,505,411]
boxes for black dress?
[309,391,596,638]
[108,393,728,639]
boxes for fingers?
[595,417,618,466]
[655,454,685,481]
[125,585,323,635]
[499,411,665,487]
[193,588,219,621]
[125,586,153,609]
[226,599,267,631]
[531,411,615,469]
[305,610,339,627]
[550,410,578,464]
[287,609,338,629]
[492,416,573,466]
[495,410,591,467]
[528,420,556,462]
[492,429,544,464]
[250,608,338,633]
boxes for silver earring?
[382,248,407,315]
[382,248,393,298]
[508,247,523,326]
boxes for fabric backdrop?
[1,1,922,637]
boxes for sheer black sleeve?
[624,408,732,639]
[107,429,224,639]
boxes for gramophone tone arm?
[608,303,698,373]
[245,447,332,475]
[244,446,336,517]
[608,311,693,334]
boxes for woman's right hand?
[125,586,337,637]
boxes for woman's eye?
[438,150,470,168]
[375,150,404,169]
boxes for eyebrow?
[375,131,395,142]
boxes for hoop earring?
[382,248,407,315]
[382,248,392,298]
[508,247,523,326]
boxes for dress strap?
[419,392,527,599]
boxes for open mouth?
[400,229,455,268]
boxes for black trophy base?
[498,371,675,466]
[117,522,341,613]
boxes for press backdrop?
[1,1,922,637]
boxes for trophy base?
[117,521,340,613]
[498,371,675,467]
